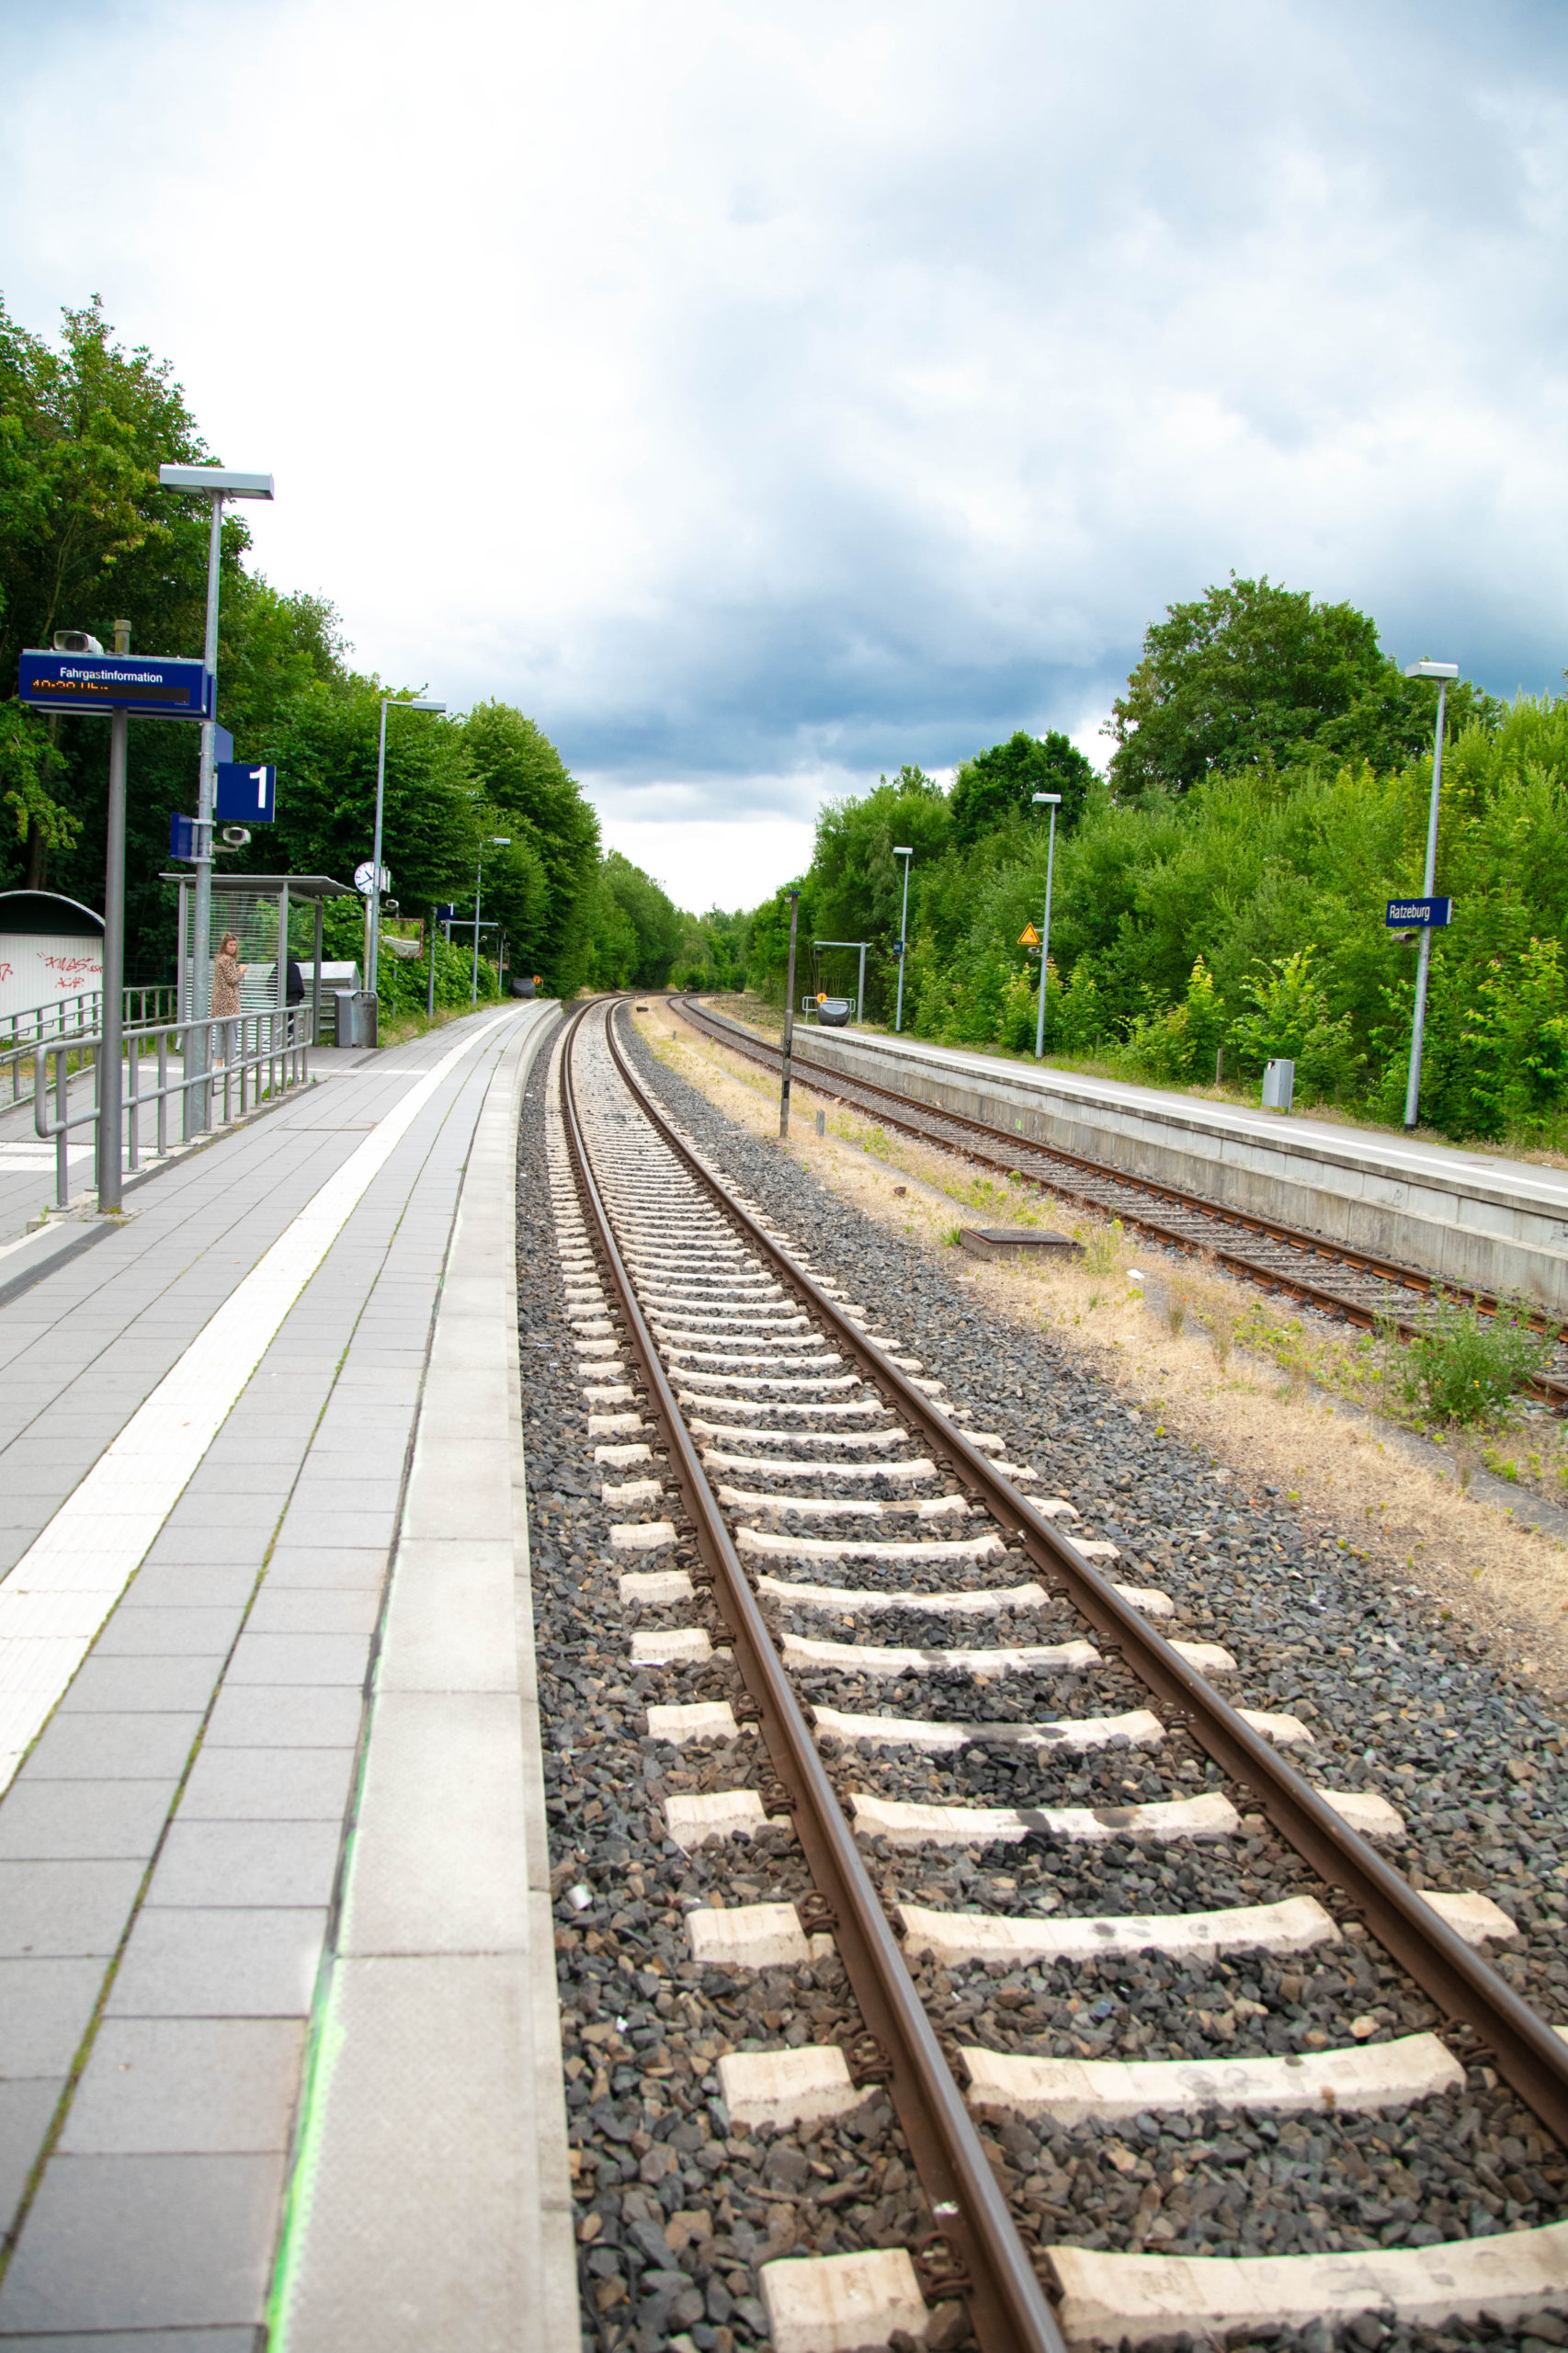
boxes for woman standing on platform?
[211,931,245,1063]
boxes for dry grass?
[635,1002,1568,1702]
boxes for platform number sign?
[215,761,276,824]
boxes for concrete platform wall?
[791,1030,1568,1312]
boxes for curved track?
[551,997,1568,2347]
[671,994,1568,1409]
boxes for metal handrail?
[0,987,179,1103]
[32,1005,311,1208]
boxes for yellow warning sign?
[1018,923,1041,947]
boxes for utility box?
[1262,1058,1296,1112]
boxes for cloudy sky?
[4,0,1566,907]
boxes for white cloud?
[5,0,1568,903]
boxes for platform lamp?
[370,698,446,998]
[1402,660,1460,1131]
[472,838,511,1006]
[1030,791,1062,1061]
[892,847,914,1032]
[157,464,273,1130]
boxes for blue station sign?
[170,813,200,861]
[216,762,277,824]
[1385,896,1453,929]
[18,651,211,721]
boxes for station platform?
[778,1020,1568,1310]
[0,999,574,2347]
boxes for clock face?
[354,862,392,897]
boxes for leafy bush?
[1229,947,1363,1102]
[1397,1292,1557,1427]
[1115,955,1225,1083]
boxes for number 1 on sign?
[251,767,267,810]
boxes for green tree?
[949,730,1096,844]
[1106,574,1496,799]
[0,296,267,889]
[261,685,479,911]
[460,700,602,995]
[588,851,685,988]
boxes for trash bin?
[1262,1058,1295,1112]
[330,990,377,1049]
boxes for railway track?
[669,994,1568,1411]
[544,996,1568,2350]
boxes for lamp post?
[1402,659,1460,1131]
[892,847,914,1032]
[98,619,132,1210]
[157,465,273,1129]
[472,839,510,1006]
[370,698,446,1001]
[779,889,801,1137]
[1031,791,1062,1061]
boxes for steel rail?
[561,1001,1066,2353]
[607,999,1568,2151]
[672,995,1568,1406]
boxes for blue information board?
[215,761,276,823]
[170,813,200,860]
[18,651,210,720]
[1385,896,1453,929]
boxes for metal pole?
[370,698,389,1002]
[1034,804,1058,1062]
[312,902,324,1048]
[471,860,483,1006]
[99,704,128,1211]
[427,904,437,1019]
[1403,678,1449,1131]
[779,891,801,1137]
[894,854,911,1033]
[857,940,866,1026]
[188,491,225,1127]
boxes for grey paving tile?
[401,1441,509,1545]
[142,1529,274,1569]
[153,1489,291,1529]
[177,1746,356,1822]
[150,1821,342,1910]
[60,2018,306,2154]
[0,2151,285,2330]
[0,1779,179,1862]
[222,1631,369,1687]
[107,1905,326,2020]
[377,1543,517,1694]
[90,1605,246,1658]
[274,1506,396,1550]
[262,1546,388,1590]
[342,1693,529,1957]
[61,1656,226,1714]
[202,1686,361,1748]
[244,1587,378,1636]
[0,2077,62,2243]
[0,1958,103,2075]
[270,1954,553,2352]
[0,2332,257,2350]
[18,1712,201,1781]
[287,1476,404,1514]
[0,1862,143,1958]
[119,1563,257,1611]
[198,1435,322,1467]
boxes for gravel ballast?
[521,1008,1568,2351]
